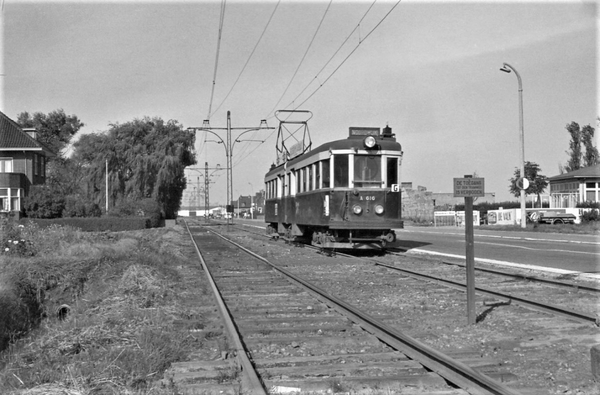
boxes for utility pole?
[188,111,273,230]
[188,163,221,222]
[105,159,109,213]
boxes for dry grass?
[0,223,200,394]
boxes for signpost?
[453,176,485,325]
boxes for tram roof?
[265,136,402,178]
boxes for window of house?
[0,158,13,173]
[333,155,349,188]
[0,189,9,211]
[10,189,22,211]
[33,154,37,176]
[353,155,381,188]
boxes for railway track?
[174,220,524,395]
[232,220,599,325]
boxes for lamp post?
[500,62,527,229]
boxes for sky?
[1,0,598,206]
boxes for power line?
[207,0,227,121]
[234,1,401,168]
[285,0,402,113]
[266,0,333,117]
[276,0,378,117]
[210,0,281,119]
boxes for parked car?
[534,211,576,225]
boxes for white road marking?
[406,248,600,280]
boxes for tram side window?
[301,167,307,192]
[354,155,381,188]
[308,165,313,191]
[333,155,349,188]
[387,158,398,187]
[322,159,330,188]
[315,163,321,189]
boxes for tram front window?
[334,155,349,187]
[387,157,398,186]
[354,155,381,188]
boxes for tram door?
[283,172,291,224]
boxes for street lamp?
[500,62,527,229]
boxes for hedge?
[18,217,155,232]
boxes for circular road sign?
[517,177,530,190]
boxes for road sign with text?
[453,178,485,198]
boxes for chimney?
[23,128,37,140]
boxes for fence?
[434,211,480,227]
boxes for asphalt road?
[393,226,600,279]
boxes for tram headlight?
[375,204,384,215]
[352,205,363,215]
[364,136,376,149]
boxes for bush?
[20,217,152,232]
[581,209,599,222]
[108,198,162,228]
[62,194,102,218]
[22,185,65,219]
[576,201,600,209]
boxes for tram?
[264,117,403,249]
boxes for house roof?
[548,164,600,182]
[0,110,56,156]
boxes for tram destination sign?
[453,177,485,198]
[349,127,380,136]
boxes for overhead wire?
[234,0,332,169]
[206,0,227,121]
[234,0,401,167]
[212,0,281,167]
[210,0,281,119]
[285,0,401,112]
[265,0,333,118]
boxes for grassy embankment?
[0,221,202,395]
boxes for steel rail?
[183,221,266,395]
[366,258,599,325]
[208,228,523,395]
[219,223,600,322]
[387,250,600,293]
[438,259,600,293]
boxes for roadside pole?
[453,175,485,325]
[464,195,475,325]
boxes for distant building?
[548,164,600,208]
[0,111,56,214]
[430,192,496,210]
[400,182,496,223]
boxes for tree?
[509,161,548,207]
[562,121,599,173]
[17,109,84,158]
[563,122,582,173]
[581,124,599,167]
[73,117,196,219]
